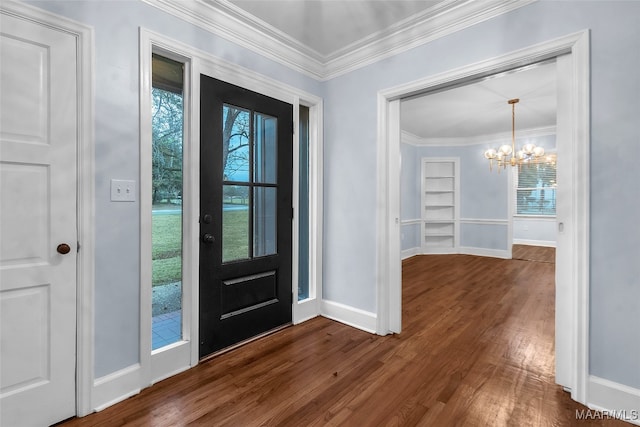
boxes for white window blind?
[515,158,557,216]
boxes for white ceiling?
[401,61,557,141]
[227,0,445,57]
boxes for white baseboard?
[513,239,556,248]
[422,247,459,255]
[294,297,320,324]
[401,247,421,260]
[459,246,510,259]
[92,364,142,412]
[403,247,511,259]
[321,300,377,334]
[587,376,640,425]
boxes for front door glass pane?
[221,106,279,263]
[254,112,277,184]
[223,104,250,182]
[253,187,277,257]
[222,184,249,262]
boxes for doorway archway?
[375,30,590,406]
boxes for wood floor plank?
[513,244,556,263]
[60,255,629,426]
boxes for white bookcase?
[421,157,459,253]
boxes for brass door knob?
[57,243,71,254]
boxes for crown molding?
[141,0,536,81]
[140,0,326,79]
[209,0,326,62]
[323,0,537,80]
[325,0,470,62]
[401,126,556,147]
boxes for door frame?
[0,0,96,418]
[139,28,323,377]
[376,30,590,405]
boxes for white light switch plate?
[111,179,136,202]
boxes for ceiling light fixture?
[484,98,545,171]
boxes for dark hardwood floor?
[61,255,627,426]
[512,244,556,264]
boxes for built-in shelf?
[421,157,459,254]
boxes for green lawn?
[152,213,182,286]
[152,209,249,286]
[222,209,249,262]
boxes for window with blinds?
[515,156,557,216]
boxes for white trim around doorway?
[376,30,590,406]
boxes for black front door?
[199,76,293,357]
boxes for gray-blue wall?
[27,0,640,390]
[323,1,640,389]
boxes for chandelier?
[483,98,545,171]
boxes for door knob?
[202,233,215,244]
[57,243,71,254]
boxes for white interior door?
[0,10,78,426]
